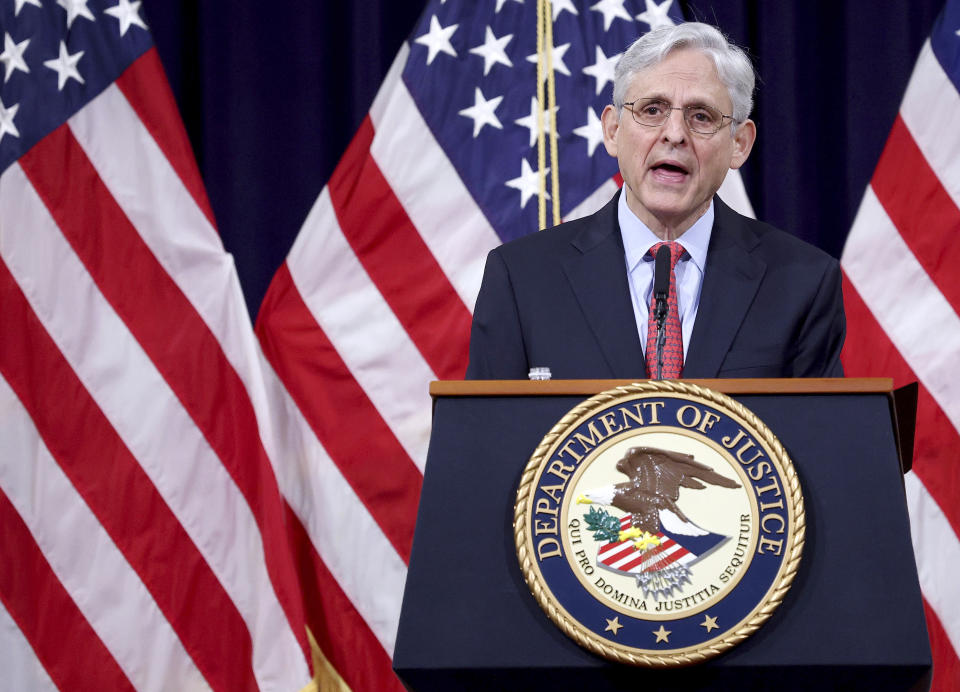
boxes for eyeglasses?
[622,98,737,135]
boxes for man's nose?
[662,108,686,142]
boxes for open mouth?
[650,162,690,183]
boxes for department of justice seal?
[514,381,804,666]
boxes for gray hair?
[612,22,755,125]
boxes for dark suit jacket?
[465,192,845,379]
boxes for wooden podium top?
[430,377,914,474]
[430,377,893,397]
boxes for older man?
[465,22,845,380]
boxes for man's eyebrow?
[635,90,719,106]
[683,100,717,109]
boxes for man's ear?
[730,118,756,170]
[601,104,621,158]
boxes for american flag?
[841,1,960,688]
[0,0,312,690]
[3,0,957,691]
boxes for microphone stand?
[655,297,667,380]
[652,243,671,380]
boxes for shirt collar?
[618,192,713,273]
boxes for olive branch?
[583,506,621,543]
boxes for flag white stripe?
[841,187,960,432]
[287,188,433,470]
[565,177,619,222]
[259,355,407,655]
[369,41,408,125]
[905,471,960,655]
[370,43,500,312]
[67,88,289,488]
[0,374,210,692]
[900,41,960,211]
[0,596,60,692]
[0,164,306,690]
[717,170,756,219]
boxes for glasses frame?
[622,98,738,135]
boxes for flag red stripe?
[0,257,258,691]
[257,262,422,562]
[327,117,472,380]
[618,553,649,571]
[18,126,309,660]
[871,116,960,308]
[115,48,217,229]
[0,487,135,691]
[600,543,638,563]
[286,505,406,692]
[923,599,960,692]
[842,274,960,541]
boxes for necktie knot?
[648,241,684,269]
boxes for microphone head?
[654,244,671,298]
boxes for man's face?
[601,48,755,238]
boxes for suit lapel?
[683,198,766,378]
[563,195,646,377]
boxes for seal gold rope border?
[514,381,806,667]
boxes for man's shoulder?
[715,198,837,269]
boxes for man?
[465,22,845,380]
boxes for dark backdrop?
[141,1,943,319]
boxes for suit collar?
[617,192,714,274]
[682,196,766,378]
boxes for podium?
[393,379,931,691]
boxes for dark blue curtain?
[142,0,942,318]
[695,1,941,258]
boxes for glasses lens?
[633,99,669,126]
[684,105,722,133]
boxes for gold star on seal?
[604,616,623,635]
[653,624,671,643]
[700,614,719,632]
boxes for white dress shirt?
[618,192,713,359]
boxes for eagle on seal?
[581,446,741,535]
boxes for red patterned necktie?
[645,241,684,379]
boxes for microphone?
[653,244,671,379]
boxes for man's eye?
[689,108,717,123]
[643,103,666,115]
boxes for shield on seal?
[596,515,730,598]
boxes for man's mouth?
[650,161,690,183]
